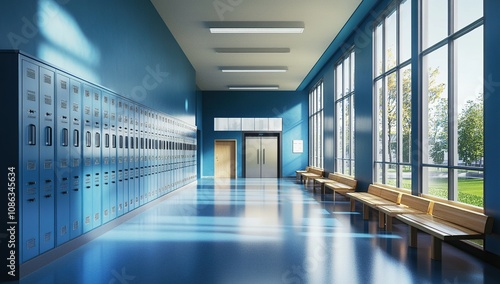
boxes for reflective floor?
[19,178,500,284]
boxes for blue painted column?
[410,0,421,196]
[483,0,500,256]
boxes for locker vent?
[27,68,36,79]
[44,95,52,105]
[44,232,51,242]
[44,160,52,169]
[73,221,79,230]
[61,226,67,236]
[27,160,36,170]
[44,74,52,84]
[27,238,36,249]
[59,80,66,89]
[27,90,36,101]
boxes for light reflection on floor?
[19,178,500,284]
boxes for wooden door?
[215,140,236,178]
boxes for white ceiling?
[150,0,362,91]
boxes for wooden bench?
[295,167,310,183]
[299,167,324,186]
[396,201,493,260]
[315,173,357,201]
[377,193,432,231]
[346,184,402,223]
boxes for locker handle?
[257,149,259,164]
[62,128,69,147]
[73,188,79,191]
[27,198,36,203]
[263,149,266,164]
[73,130,79,147]
[45,126,53,146]
[86,131,91,147]
[62,191,68,195]
[44,194,52,198]
[95,132,100,148]
[28,124,36,145]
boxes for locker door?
[260,137,278,178]
[139,108,145,205]
[134,106,140,204]
[116,100,124,215]
[92,89,102,228]
[101,93,110,223]
[82,85,93,232]
[69,78,82,239]
[21,59,40,262]
[123,102,130,212]
[128,104,136,210]
[109,97,117,220]
[55,73,71,245]
[39,67,55,253]
[245,137,261,178]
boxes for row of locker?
[19,55,197,263]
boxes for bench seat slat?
[396,213,483,240]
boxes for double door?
[245,136,278,178]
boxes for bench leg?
[386,215,393,231]
[313,180,317,193]
[431,237,442,260]
[378,211,385,229]
[409,227,418,247]
[350,199,356,211]
[363,204,369,220]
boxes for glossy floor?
[20,178,500,284]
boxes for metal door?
[245,136,278,178]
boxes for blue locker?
[55,73,71,245]
[128,103,136,210]
[101,92,111,223]
[123,102,130,213]
[39,67,55,253]
[116,99,124,216]
[82,85,93,232]
[21,58,40,262]
[69,78,83,239]
[139,108,146,205]
[109,96,117,220]
[134,106,141,206]
[92,89,102,229]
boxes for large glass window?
[335,49,355,175]
[309,81,324,168]
[421,0,484,207]
[374,0,412,189]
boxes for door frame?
[214,139,237,178]
[243,132,281,178]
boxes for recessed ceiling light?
[220,66,288,73]
[214,48,291,54]
[207,21,304,34]
[228,85,280,90]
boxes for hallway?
[20,178,500,284]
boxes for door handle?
[263,149,266,164]
[257,149,259,164]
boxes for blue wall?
[0,0,196,124]
[201,91,308,178]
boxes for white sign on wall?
[292,140,303,153]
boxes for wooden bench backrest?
[432,202,493,234]
[367,184,401,203]
[308,167,324,176]
[332,173,357,188]
[400,194,432,213]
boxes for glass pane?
[401,65,412,163]
[344,97,351,160]
[455,0,483,32]
[385,8,397,70]
[336,101,343,159]
[351,160,355,176]
[455,27,483,168]
[376,79,384,162]
[336,64,343,100]
[386,72,398,163]
[350,51,355,92]
[386,164,397,186]
[425,167,449,199]
[350,96,355,166]
[422,46,448,165]
[336,159,343,173]
[344,160,351,176]
[400,0,412,62]
[375,23,383,76]
[375,163,383,183]
[402,165,412,189]
[344,57,350,94]
[422,0,448,49]
[457,169,484,207]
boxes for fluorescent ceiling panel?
[220,66,288,73]
[228,86,280,90]
[208,21,304,34]
[214,48,291,53]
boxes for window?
[374,0,412,189]
[335,48,355,175]
[309,81,324,168]
[421,0,484,207]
